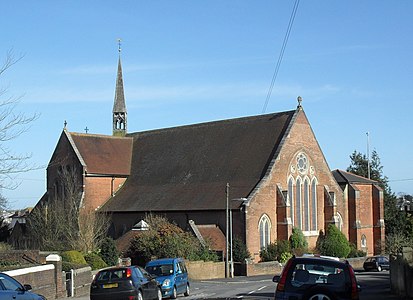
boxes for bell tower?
[113,39,127,137]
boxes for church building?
[36,53,385,261]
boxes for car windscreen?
[146,264,174,276]
[290,262,346,288]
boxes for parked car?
[363,255,390,272]
[90,266,162,300]
[273,256,360,300]
[0,272,46,300]
[145,258,190,299]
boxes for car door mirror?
[273,275,280,283]
[23,284,32,291]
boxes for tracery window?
[259,214,271,249]
[287,152,318,233]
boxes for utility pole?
[225,182,230,278]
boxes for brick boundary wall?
[5,264,57,299]
[245,261,284,276]
[186,261,225,280]
[0,250,44,264]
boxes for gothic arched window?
[295,177,302,229]
[259,215,271,249]
[288,177,294,225]
[303,177,310,231]
[311,178,318,231]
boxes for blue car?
[0,272,46,300]
[145,258,190,299]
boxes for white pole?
[225,183,229,278]
[230,209,234,278]
[367,132,370,179]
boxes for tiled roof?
[70,133,133,176]
[102,110,295,212]
[332,169,379,185]
[196,224,226,253]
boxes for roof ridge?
[128,110,296,137]
[70,132,133,139]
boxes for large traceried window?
[259,214,271,249]
[287,152,318,233]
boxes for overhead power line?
[262,0,300,114]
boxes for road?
[63,270,400,300]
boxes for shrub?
[347,243,366,258]
[61,250,87,265]
[259,240,292,262]
[279,252,293,263]
[232,237,251,262]
[85,252,107,270]
[99,237,119,266]
[125,215,219,266]
[260,242,278,262]
[319,224,351,258]
[289,227,308,254]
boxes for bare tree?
[27,165,110,252]
[0,50,39,209]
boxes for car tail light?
[126,268,132,278]
[348,265,358,299]
[276,258,294,292]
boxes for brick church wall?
[245,110,345,261]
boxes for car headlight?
[162,279,171,287]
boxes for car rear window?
[146,264,174,276]
[290,262,345,287]
[96,269,128,280]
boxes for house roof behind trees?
[332,169,379,185]
[101,110,295,212]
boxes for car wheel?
[377,265,382,272]
[170,286,177,299]
[184,283,190,297]
[137,290,143,300]
[156,287,162,300]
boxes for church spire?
[113,39,127,137]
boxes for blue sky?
[1,1,412,209]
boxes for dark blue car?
[145,258,190,299]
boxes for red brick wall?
[245,110,344,261]
[84,177,126,210]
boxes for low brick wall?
[5,264,57,300]
[245,261,284,276]
[345,257,366,270]
[0,250,44,265]
[186,261,225,280]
